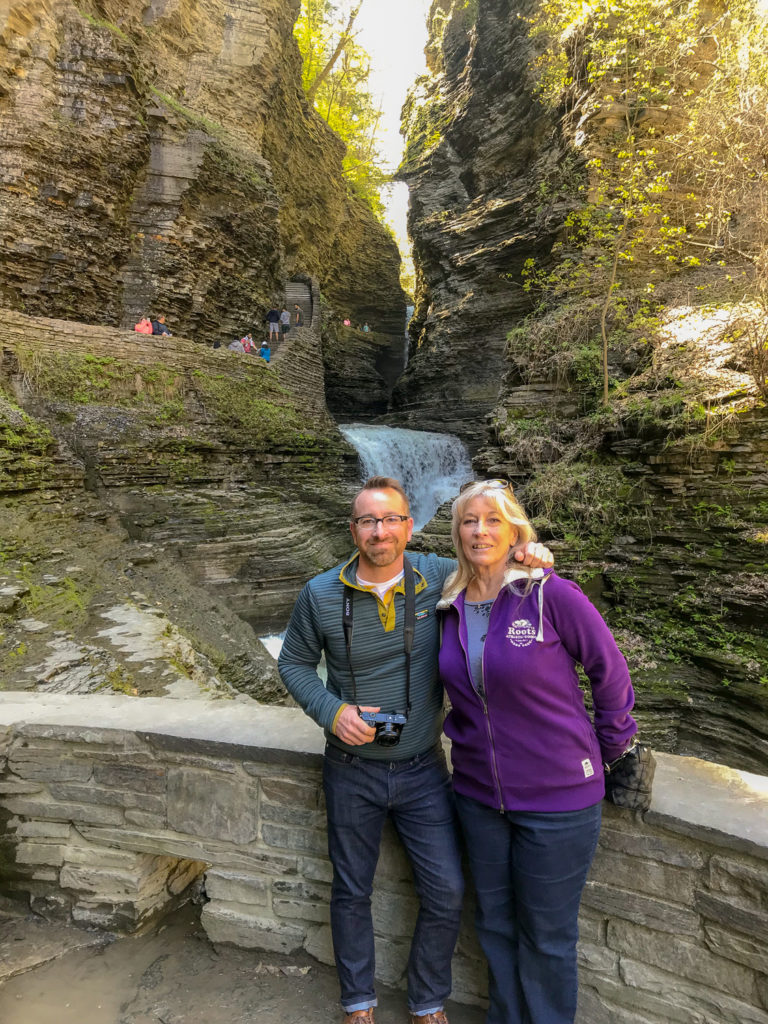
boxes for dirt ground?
[0,901,485,1024]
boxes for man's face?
[350,488,413,576]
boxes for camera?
[359,710,408,747]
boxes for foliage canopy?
[522,0,768,403]
[294,0,390,216]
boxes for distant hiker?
[241,334,254,353]
[362,322,370,333]
[280,307,291,340]
[343,318,351,327]
[134,316,153,334]
[265,307,281,343]
[212,339,222,349]
[228,339,245,354]
[293,303,304,327]
[151,316,172,336]
[259,341,271,362]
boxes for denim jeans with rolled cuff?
[455,792,602,1024]
[323,743,464,1014]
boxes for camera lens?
[375,721,401,747]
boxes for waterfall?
[404,304,414,370]
[339,423,472,530]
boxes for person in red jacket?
[134,316,152,334]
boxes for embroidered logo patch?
[506,618,536,647]
[416,609,429,620]
[582,759,595,778]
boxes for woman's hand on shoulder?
[514,541,554,568]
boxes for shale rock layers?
[0,0,404,337]
[394,0,555,445]
[398,0,768,771]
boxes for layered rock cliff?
[0,310,358,700]
[322,322,407,419]
[0,0,405,337]
[399,0,768,771]
[393,0,557,446]
[0,0,408,699]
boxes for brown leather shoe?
[409,1014,449,1024]
[343,1011,375,1024]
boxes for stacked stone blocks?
[0,713,486,1003]
[577,802,768,1022]
[0,698,766,1020]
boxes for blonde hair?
[443,481,537,597]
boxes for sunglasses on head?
[459,478,514,494]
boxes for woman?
[438,480,637,1024]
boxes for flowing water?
[339,423,472,530]
[258,423,471,656]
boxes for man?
[280,306,291,341]
[278,476,552,1024]
[293,302,304,326]
[151,315,172,336]
[265,306,281,344]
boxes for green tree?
[524,0,768,404]
[294,0,390,216]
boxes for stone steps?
[284,281,313,328]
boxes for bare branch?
[306,2,363,105]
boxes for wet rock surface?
[323,323,408,419]
[0,902,485,1024]
[0,312,358,700]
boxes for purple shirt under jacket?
[438,570,637,813]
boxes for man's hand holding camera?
[334,704,380,745]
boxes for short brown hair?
[351,476,410,518]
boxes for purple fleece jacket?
[438,569,637,812]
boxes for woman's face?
[458,497,518,573]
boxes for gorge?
[0,0,766,768]
[0,0,766,759]
[1,0,768,1019]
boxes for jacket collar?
[437,565,550,611]
[338,552,428,595]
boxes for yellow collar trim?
[339,554,427,632]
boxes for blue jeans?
[455,793,602,1024]
[323,743,464,1014]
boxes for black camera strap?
[342,555,416,714]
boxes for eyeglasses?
[459,478,514,494]
[352,514,410,530]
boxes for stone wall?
[1,694,767,1021]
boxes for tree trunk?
[306,2,363,105]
